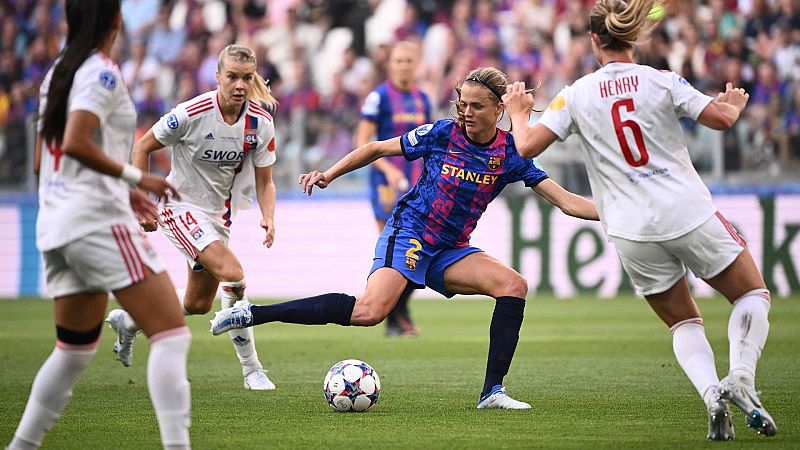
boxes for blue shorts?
[369,225,482,298]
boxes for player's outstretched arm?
[299,137,403,196]
[503,82,559,158]
[533,178,599,221]
[255,165,276,248]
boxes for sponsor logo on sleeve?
[166,113,179,129]
[98,70,117,90]
[407,123,433,147]
[548,95,565,111]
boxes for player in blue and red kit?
[211,67,598,409]
[356,40,432,337]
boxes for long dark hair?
[40,0,121,144]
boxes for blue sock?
[482,296,525,397]
[250,293,356,326]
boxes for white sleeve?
[152,106,189,147]
[360,90,381,117]
[253,119,276,168]
[68,64,119,125]
[671,73,713,120]
[537,87,576,141]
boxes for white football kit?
[539,62,744,295]
[152,91,276,266]
[37,52,163,297]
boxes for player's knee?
[351,306,386,327]
[183,298,213,315]
[215,266,245,283]
[503,273,528,299]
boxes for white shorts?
[610,212,745,297]
[43,224,165,298]
[160,205,230,271]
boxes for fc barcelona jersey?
[391,119,548,247]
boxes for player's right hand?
[129,189,160,229]
[137,173,180,201]
[502,81,535,116]
[299,171,329,196]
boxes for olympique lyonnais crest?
[244,129,257,146]
[488,156,501,170]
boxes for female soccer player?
[503,0,775,440]
[356,40,432,337]
[106,45,278,390]
[211,67,599,409]
[7,1,191,448]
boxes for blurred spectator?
[5,0,800,189]
[121,40,161,103]
[121,0,160,40]
[147,5,187,65]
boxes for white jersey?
[539,62,715,241]
[152,91,276,226]
[37,52,139,251]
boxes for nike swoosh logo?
[448,150,463,154]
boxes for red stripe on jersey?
[163,209,198,259]
[111,225,141,284]
[248,104,272,120]
[715,211,745,247]
[120,226,146,281]
[267,137,275,152]
[187,98,213,112]
[187,105,214,117]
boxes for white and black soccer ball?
[323,359,380,412]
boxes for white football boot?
[706,393,735,441]
[719,373,777,436]
[477,385,531,409]
[210,300,253,335]
[106,309,139,367]
[244,369,276,391]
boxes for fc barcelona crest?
[488,156,501,170]
[405,257,417,271]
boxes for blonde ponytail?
[251,72,278,111]
[590,0,659,50]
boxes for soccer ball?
[323,359,380,412]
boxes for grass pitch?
[1,295,798,449]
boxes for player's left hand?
[129,189,160,226]
[502,81,534,116]
[260,217,275,248]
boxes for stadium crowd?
[1,0,799,190]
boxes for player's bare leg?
[646,278,733,440]
[196,242,274,390]
[705,249,775,436]
[444,252,531,409]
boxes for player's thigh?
[665,213,765,301]
[53,293,109,332]
[609,237,686,297]
[441,251,526,298]
[184,266,220,312]
[195,240,244,281]
[644,277,701,327]
[357,267,410,320]
[114,270,184,338]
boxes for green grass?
[1,295,798,449]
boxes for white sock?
[220,280,262,374]
[728,289,771,381]
[147,327,192,449]
[9,344,96,449]
[670,318,719,406]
